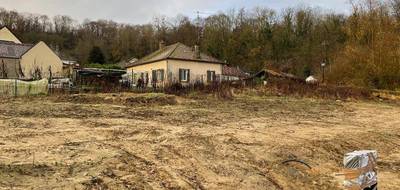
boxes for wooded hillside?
[1,0,399,89]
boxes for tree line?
[0,0,399,89]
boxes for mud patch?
[0,163,54,177]
[53,93,178,106]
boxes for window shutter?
[179,69,182,81]
[207,71,211,82]
[212,71,216,81]
[152,70,157,82]
[160,69,164,81]
[187,69,190,82]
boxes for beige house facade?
[0,27,63,79]
[20,41,63,79]
[0,27,22,44]
[126,42,224,87]
[0,58,20,78]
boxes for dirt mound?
[54,94,109,104]
[52,93,178,106]
[124,94,177,106]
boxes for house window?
[152,69,165,82]
[207,71,216,82]
[179,69,190,82]
[158,69,164,82]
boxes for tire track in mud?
[101,133,283,189]
[38,138,176,189]
[95,142,188,189]
[165,131,285,190]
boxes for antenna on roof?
[194,11,212,46]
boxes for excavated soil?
[0,92,399,190]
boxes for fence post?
[131,70,134,90]
[14,79,17,98]
[49,68,52,96]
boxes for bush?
[86,63,122,70]
[164,81,235,100]
[265,78,372,100]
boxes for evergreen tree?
[88,46,105,64]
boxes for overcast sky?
[0,0,351,24]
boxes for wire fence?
[0,74,247,97]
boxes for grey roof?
[126,43,225,68]
[128,57,138,63]
[0,40,34,59]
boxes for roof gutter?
[0,56,21,59]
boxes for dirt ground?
[0,91,399,190]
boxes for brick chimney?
[194,45,201,59]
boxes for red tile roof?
[222,65,248,78]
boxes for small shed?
[247,69,304,83]
[221,65,249,81]
[62,60,80,78]
[74,68,126,91]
